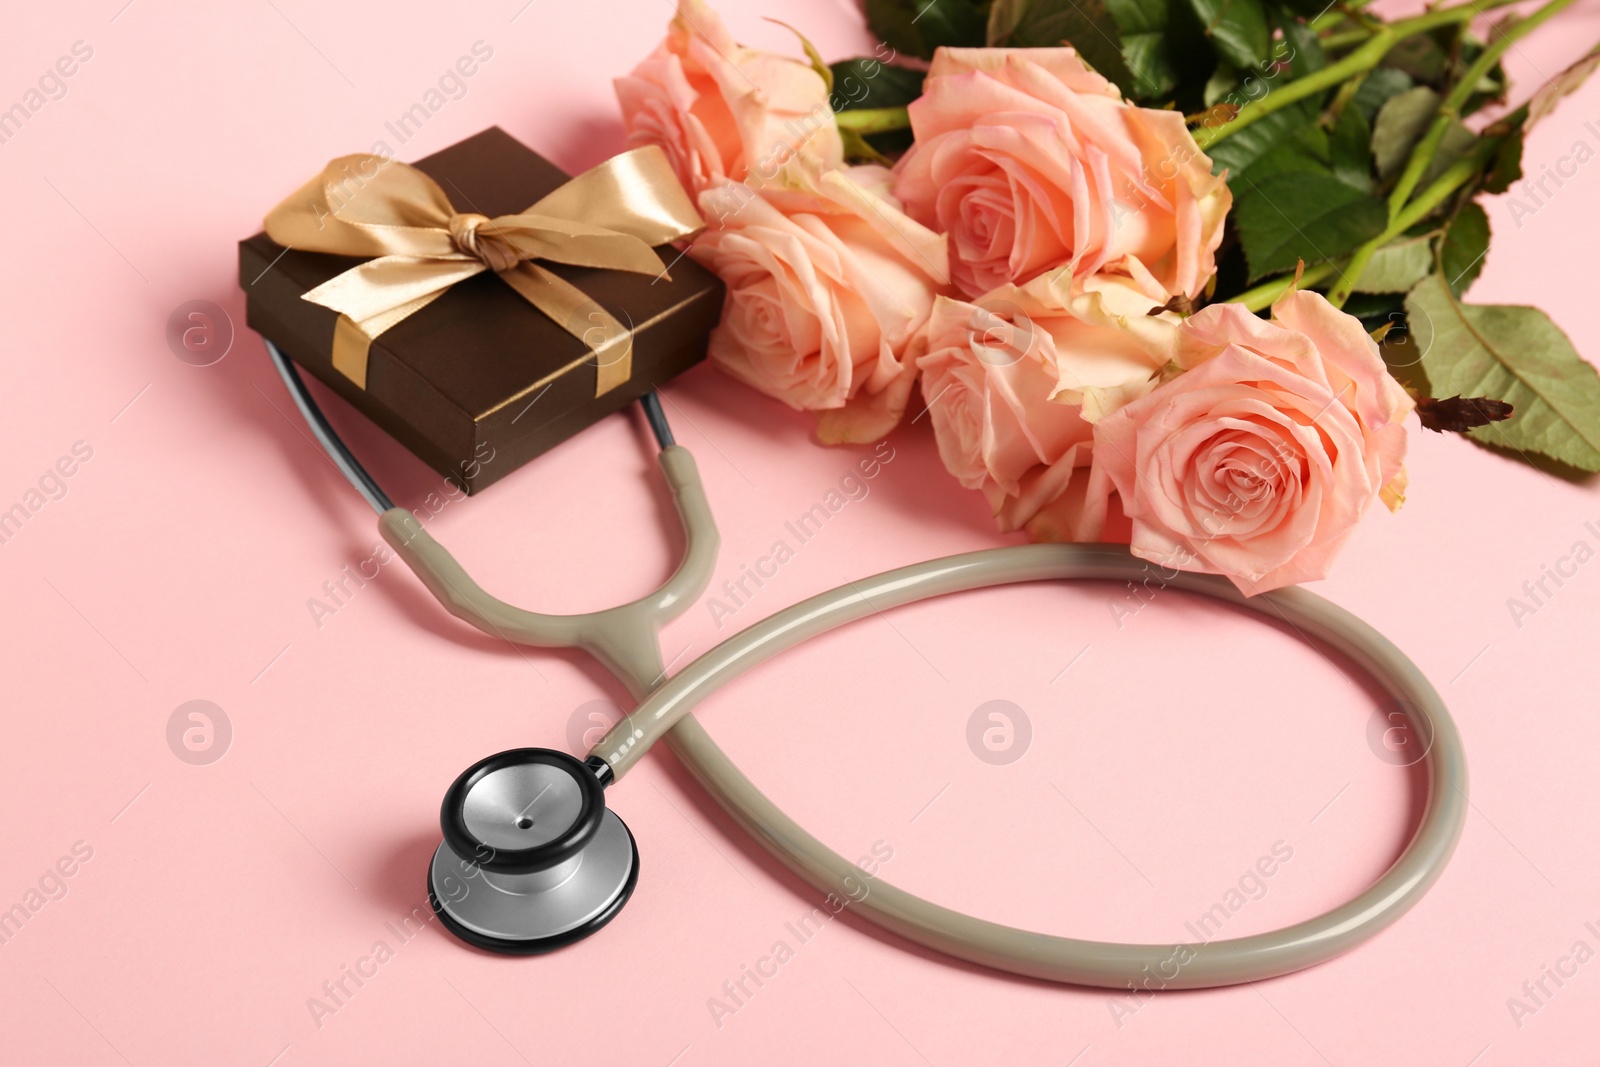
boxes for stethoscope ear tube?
[375,441,719,689]
[264,340,393,514]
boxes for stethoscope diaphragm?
[428,749,637,954]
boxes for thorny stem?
[1195,0,1534,150]
[1385,0,1578,217]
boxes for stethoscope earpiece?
[428,748,637,955]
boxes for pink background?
[2,0,1599,1063]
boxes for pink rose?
[689,157,948,442]
[917,270,1180,536]
[1088,291,1414,593]
[892,47,1231,301]
[614,0,843,198]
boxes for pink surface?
[2,1,1599,1063]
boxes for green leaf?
[1438,201,1490,297]
[1371,86,1440,180]
[1418,120,1479,189]
[1408,273,1600,471]
[1103,0,1170,52]
[988,0,1213,104]
[1280,18,1326,79]
[1382,29,1452,89]
[1483,132,1523,194]
[829,59,925,111]
[1104,0,1205,102]
[1118,35,1179,99]
[1353,234,1434,293]
[865,0,990,61]
[1479,45,1599,194]
[1237,124,1330,183]
[1204,61,1240,106]
[829,58,924,158]
[1343,291,1407,331]
[1349,68,1414,124]
[1526,44,1600,129]
[1329,104,1373,192]
[1207,101,1318,178]
[1185,0,1270,69]
[1232,172,1388,280]
[986,0,1141,97]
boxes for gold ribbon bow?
[264,145,704,393]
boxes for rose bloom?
[893,48,1230,301]
[689,157,948,442]
[614,0,843,197]
[1086,291,1414,593]
[916,269,1180,537]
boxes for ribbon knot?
[262,144,704,393]
[447,212,523,272]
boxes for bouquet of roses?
[614,0,1600,593]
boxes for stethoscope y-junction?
[266,340,1466,990]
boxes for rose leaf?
[1183,0,1271,71]
[865,0,989,61]
[1353,234,1434,294]
[1280,17,1327,79]
[1479,45,1599,194]
[1371,86,1441,180]
[1417,121,1481,189]
[1524,43,1600,131]
[1232,172,1388,280]
[1408,273,1600,471]
[1104,0,1192,101]
[987,0,1143,98]
[1382,30,1452,90]
[1233,127,1331,184]
[1437,201,1490,298]
[1204,61,1240,107]
[1483,131,1524,194]
[1206,100,1320,179]
[828,60,925,112]
[1348,68,1415,124]
[1329,104,1373,192]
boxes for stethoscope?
[265,339,1467,990]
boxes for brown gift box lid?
[238,127,724,494]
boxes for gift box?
[239,127,724,494]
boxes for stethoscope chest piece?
[428,748,637,955]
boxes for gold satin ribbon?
[264,145,704,393]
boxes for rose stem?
[1325,32,1579,310]
[1323,69,1371,123]
[834,107,912,135]
[1384,0,1581,219]
[1233,263,1340,312]
[1320,30,1375,51]
[1310,0,1374,32]
[1194,0,1531,150]
[1327,143,1498,306]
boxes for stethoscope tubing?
[598,543,1466,988]
[265,339,1467,990]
